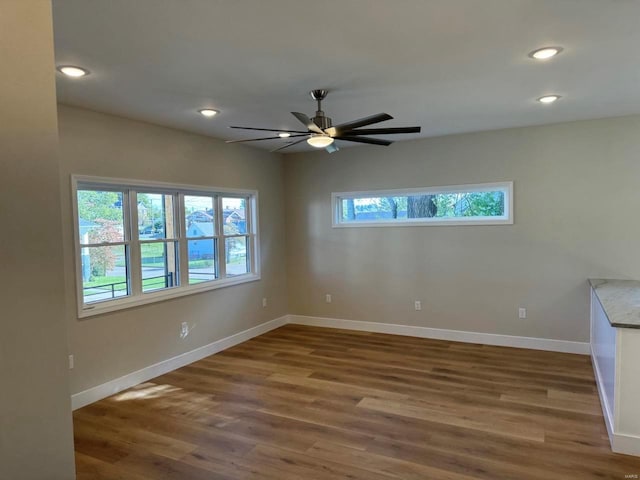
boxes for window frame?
[72,175,260,318]
[331,181,514,228]
[76,185,132,303]
[220,196,252,278]
[134,189,180,295]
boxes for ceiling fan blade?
[328,113,394,136]
[225,134,308,144]
[291,112,324,134]
[230,126,309,134]
[335,136,393,146]
[325,143,339,154]
[346,126,421,135]
[270,137,308,153]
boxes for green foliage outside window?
[343,191,505,220]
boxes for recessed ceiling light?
[198,109,219,117]
[307,135,334,148]
[529,47,563,60]
[278,132,291,138]
[57,65,89,77]
[538,95,561,104]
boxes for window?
[332,182,513,227]
[222,197,250,276]
[137,192,178,293]
[185,195,217,285]
[73,176,259,317]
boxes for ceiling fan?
[225,90,421,153]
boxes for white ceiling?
[53,0,640,153]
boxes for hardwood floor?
[73,324,639,479]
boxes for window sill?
[78,273,260,319]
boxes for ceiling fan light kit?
[226,89,421,153]
[307,135,334,148]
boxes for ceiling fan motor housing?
[312,114,332,130]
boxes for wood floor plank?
[75,411,199,461]
[114,451,234,480]
[266,372,411,401]
[499,392,603,415]
[357,396,546,442]
[264,396,621,474]
[74,325,640,479]
[75,452,151,480]
[243,443,398,480]
[306,440,487,480]
[179,447,295,480]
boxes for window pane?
[77,189,125,243]
[341,196,407,221]
[81,245,128,303]
[340,190,506,222]
[222,197,247,235]
[138,193,175,239]
[435,191,505,218]
[185,195,215,238]
[225,237,248,276]
[141,242,178,293]
[188,239,217,284]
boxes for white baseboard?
[288,314,590,355]
[612,432,640,457]
[71,313,590,411]
[71,315,288,410]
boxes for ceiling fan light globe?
[307,135,334,148]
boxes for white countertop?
[589,278,640,329]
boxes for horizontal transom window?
[332,182,513,227]
[72,176,259,318]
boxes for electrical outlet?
[68,354,74,370]
[415,300,422,311]
[325,294,332,303]
[262,297,268,307]
[180,322,189,338]
[518,307,527,319]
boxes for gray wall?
[0,2,76,479]
[285,115,640,342]
[58,106,288,394]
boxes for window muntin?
[333,182,513,227]
[73,177,259,317]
